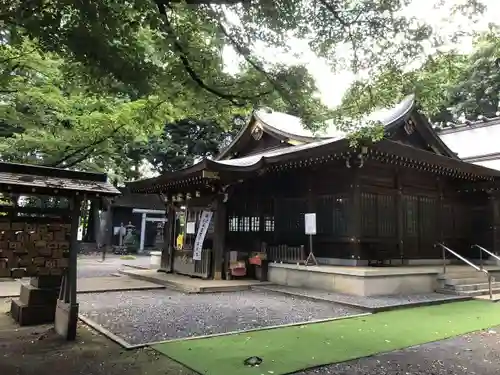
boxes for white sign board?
[193,211,213,260]
[304,213,317,235]
[186,222,196,234]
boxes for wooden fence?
[172,248,212,279]
[266,244,306,264]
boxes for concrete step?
[437,271,491,280]
[452,282,500,292]
[444,276,492,286]
[436,287,500,297]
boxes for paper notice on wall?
[186,222,196,234]
[304,213,317,235]
[193,211,213,260]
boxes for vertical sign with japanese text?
[193,210,213,260]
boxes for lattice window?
[442,203,454,237]
[403,195,419,236]
[250,216,260,232]
[317,195,334,234]
[333,196,349,236]
[361,192,377,237]
[239,217,250,232]
[264,216,275,232]
[377,194,396,237]
[228,216,239,232]
[276,198,307,233]
[419,196,437,239]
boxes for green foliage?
[1,1,485,122]
[131,118,238,174]
[338,27,500,125]
[0,0,489,177]
[0,31,333,180]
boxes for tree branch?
[160,0,247,6]
[154,1,269,106]
[63,146,100,169]
[317,0,360,70]
[211,9,299,110]
[45,124,127,168]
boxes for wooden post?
[306,171,315,259]
[395,169,404,263]
[212,196,227,280]
[161,205,176,272]
[491,191,499,255]
[54,194,82,341]
[350,169,362,260]
[437,177,444,244]
[69,196,82,305]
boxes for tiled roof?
[0,162,120,195]
[111,188,164,209]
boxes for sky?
[223,0,500,109]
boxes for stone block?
[30,276,62,289]
[55,300,79,341]
[10,299,56,326]
[19,284,58,306]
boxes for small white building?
[438,116,500,170]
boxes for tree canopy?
[0,0,491,180]
[2,1,483,115]
[338,27,500,125]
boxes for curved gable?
[216,94,458,161]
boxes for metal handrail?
[436,243,492,300]
[472,244,500,270]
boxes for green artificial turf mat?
[152,300,500,375]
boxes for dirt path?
[1,297,500,375]
[0,299,195,375]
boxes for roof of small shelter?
[0,162,121,197]
[109,187,165,210]
[128,96,500,194]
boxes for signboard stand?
[304,213,318,266]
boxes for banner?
[193,210,213,260]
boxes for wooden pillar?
[68,196,82,306]
[395,169,404,262]
[161,205,176,272]
[212,196,227,280]
[437,177,444,244]
[350,169,362,260]
[105,207,114,249]
[490,192,499,255]
[306,171,315,256]
[54,194,82,341]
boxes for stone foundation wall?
[268,265,438,296]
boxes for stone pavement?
[0,275,164,298]
[119,268,271,293]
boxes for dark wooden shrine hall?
[128,95,500,280]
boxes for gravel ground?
[296,327,500,374]
[254,285,465,310]
[79,289,363,345]
[77,255,151,279]
[2,297,500,375]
